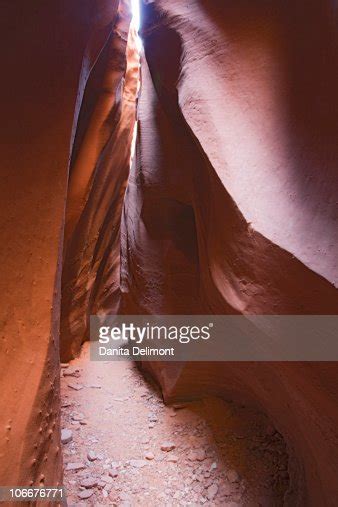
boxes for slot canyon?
[1,0,338,505]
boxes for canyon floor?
[61,344,290,506]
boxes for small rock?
[145,452,155,460]
[172,403,187,410]
[61,401,73,408]
[63,367,81,378]
[80,477,98,488]
[87,450,97,462]
[219,483,233,496]
[148,414,158,422]
[61,363,69,368]
[210,462,217,471]
[167,455,178,463]
[207,484,218,500]
[61,429,73,444]
[160,442,176,452]
[78,490,93,500]
[72,412,85,421]
[141,437,150,444]
[66,462,86,471]
[101,476,113,484]
[227,470,240,483]
[129,459,148,468]
[188,449,205,462]
[109,468,119,478]
[68,382,83,391]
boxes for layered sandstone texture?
[0,0,136,488]
[60,6,138,361]
[121,1,338,505]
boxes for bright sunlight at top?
[131,0,141,32]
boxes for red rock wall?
[60,6,138,361]
[0,0,135,488]
[121,1,338,505]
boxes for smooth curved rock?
[0,0,135,487]
[121,1,338,505]
[60,3,138,360]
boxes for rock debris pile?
[62,344,289,505]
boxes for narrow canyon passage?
[61,347,289,506]
[2,1,338,504]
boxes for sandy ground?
[61,343,289,506]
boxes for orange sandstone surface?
[0,1,338,505]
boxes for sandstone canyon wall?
[121,1,338,505]
[60,6,138,361]
[1,0,338,505]
[0,0,136,488]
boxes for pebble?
[227,470,240,483]
[101,476,113,484]
[160,442,176,452]
[63,367,81,378]
[145,452,155,460]
[207,484,218,500]
[80,477,98,488]
[129,459,148,468]
[167,455,178,463]
[188,449,206,462]
[66,462,86,471]
[172,403,187,410]
[68,382,84,391]
[87,450,97,462]
[219,483,233,496]
[109,468,119,478]
[72,412,85,421]
[61,429,73,444]
[78,490,93,500]
[61,401,73,408]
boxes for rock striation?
[0,0,136,488]
[1,0,338,503]
[60,3,139,361]
[120,1,338,505]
